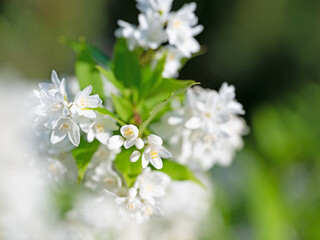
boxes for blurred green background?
[1,0,319,239]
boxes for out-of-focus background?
[1,0,320,239]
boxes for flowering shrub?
[31,0,247,224]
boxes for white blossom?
[115,20,140,51]
[79,114,119,145]
[166,3,203,57]
[107,124,144,150]
[51,117,80,147]
[70,85,102,119]
[142,134,172,169]
[134,167,170,204]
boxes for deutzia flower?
[35,90,70,129]
[166,2,203,57]
[78,114,119,145]
[156,46,184,78]
[115,20,140,51]
[136,0,173,19]
[114,188,145,223]
[70,85,102,119]
[107,124,144,150]
[50,117,80,147]
[36,70,66,97]
[142,134,172,169]
[134,167,170,204]
[137,10,168,49]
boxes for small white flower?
[134,167,170,204]
[142,134,172,169]
[79,114,119,145]
[160,46,184,78]
[35,90,70,129]
[137,10,168,49]
[50,117,80,146]
[136,0,173,19]
[166,2,203,57]
[115,188,145,223]
[70,85,102,119]
[107,124,144,150]
[115,20,140,51]
[37,70,67,97]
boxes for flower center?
[59,123,70,132]
[150,151,158,159]
[205,112,211,118]
[168,53,175,61]
[52,102,62,111]
[80,98,87,107]
[96,124,104,133]
[173,20,182,29]
[124,128,134,136]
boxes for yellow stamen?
[96,124,104,133]
[173,20,182,29]
[150,151,158,159]
[124,128,134,136]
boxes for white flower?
[184,83,244,133]
[51,117,80,146]
[35,89,70,129]
[107,124,144,150]
[37,70,66,97]
[115,20,140,51]
[137,10,168,50]
[136,0,173,18]
[159,46,184,78]
[79,114,119,145]
[166,2,203,57]
[142,134,172,169]
[115,188,145,223]
[70,85,102,119]
[134,167,170,204]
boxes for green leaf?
[140,53,167,99]
[139,80,199,134]
[159,160,206,188]
[96,65,125,92]
[72,139,100,182]
[111,93,134,122]
[87,107,126,126]
[114,149,142,187]
[75,48,105,100]
[112,38,141,88]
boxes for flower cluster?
[33,70,118,148]
[111,167,170,223]
[27,0,247,228]
[153,84,248,170]
[116,0,203,78]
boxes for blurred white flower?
[152,84,247,170]
[134,167,170,204]
[115,188,145,224]
[115,20,140,51]
[166,3,203,57]
[137,10,168,49]
[142,134,172,169]
[136,0,173,18]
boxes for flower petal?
[156,146,172,158]
[130,150,141,162]
[148,134,163,146]
[142,151,149,169]
[51,129,67,144]
[124,137,136,149]
[107,135,124,150]
[185,116,202,129]
[135,138,144,150]
[150,156,163,169]
[120,124,139,138]
[68,121,80,146]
